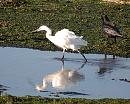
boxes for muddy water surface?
[0,47,130,99]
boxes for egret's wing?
[55,29,76,38]
[67,37,87,46]
[64,36,87,50]
[54,29,87,50]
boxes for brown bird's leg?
[114,37,116,43]
[105,54,107,59]
[113,37,116,59]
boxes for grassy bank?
[0,0,130,57]
[0,95,130,104]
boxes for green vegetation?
[0,0,130,57]
[0,95,130,104]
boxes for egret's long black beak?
[32,29,38,33]
[27,30,37,34]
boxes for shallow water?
[0,47,130,99]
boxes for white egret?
[32,25,88,62]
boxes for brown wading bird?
[101,15,122,59]
[101,15,122,43]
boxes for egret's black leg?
[78,50,87,62]
[81,53,88,62]
[61,54,64,60]
[61,49,65,60]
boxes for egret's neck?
[45,27,52,38]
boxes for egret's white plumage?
[33,25,87,61]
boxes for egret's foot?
[81,54,87,62]
[84,59,87,62]
[60,57,64,61]
[61,55,64,60]
[54,57,64,61]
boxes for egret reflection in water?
[36,61,85,91]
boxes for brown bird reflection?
[36,61,85,91]
[98,58,117,77]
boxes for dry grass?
[102,0,130,4]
